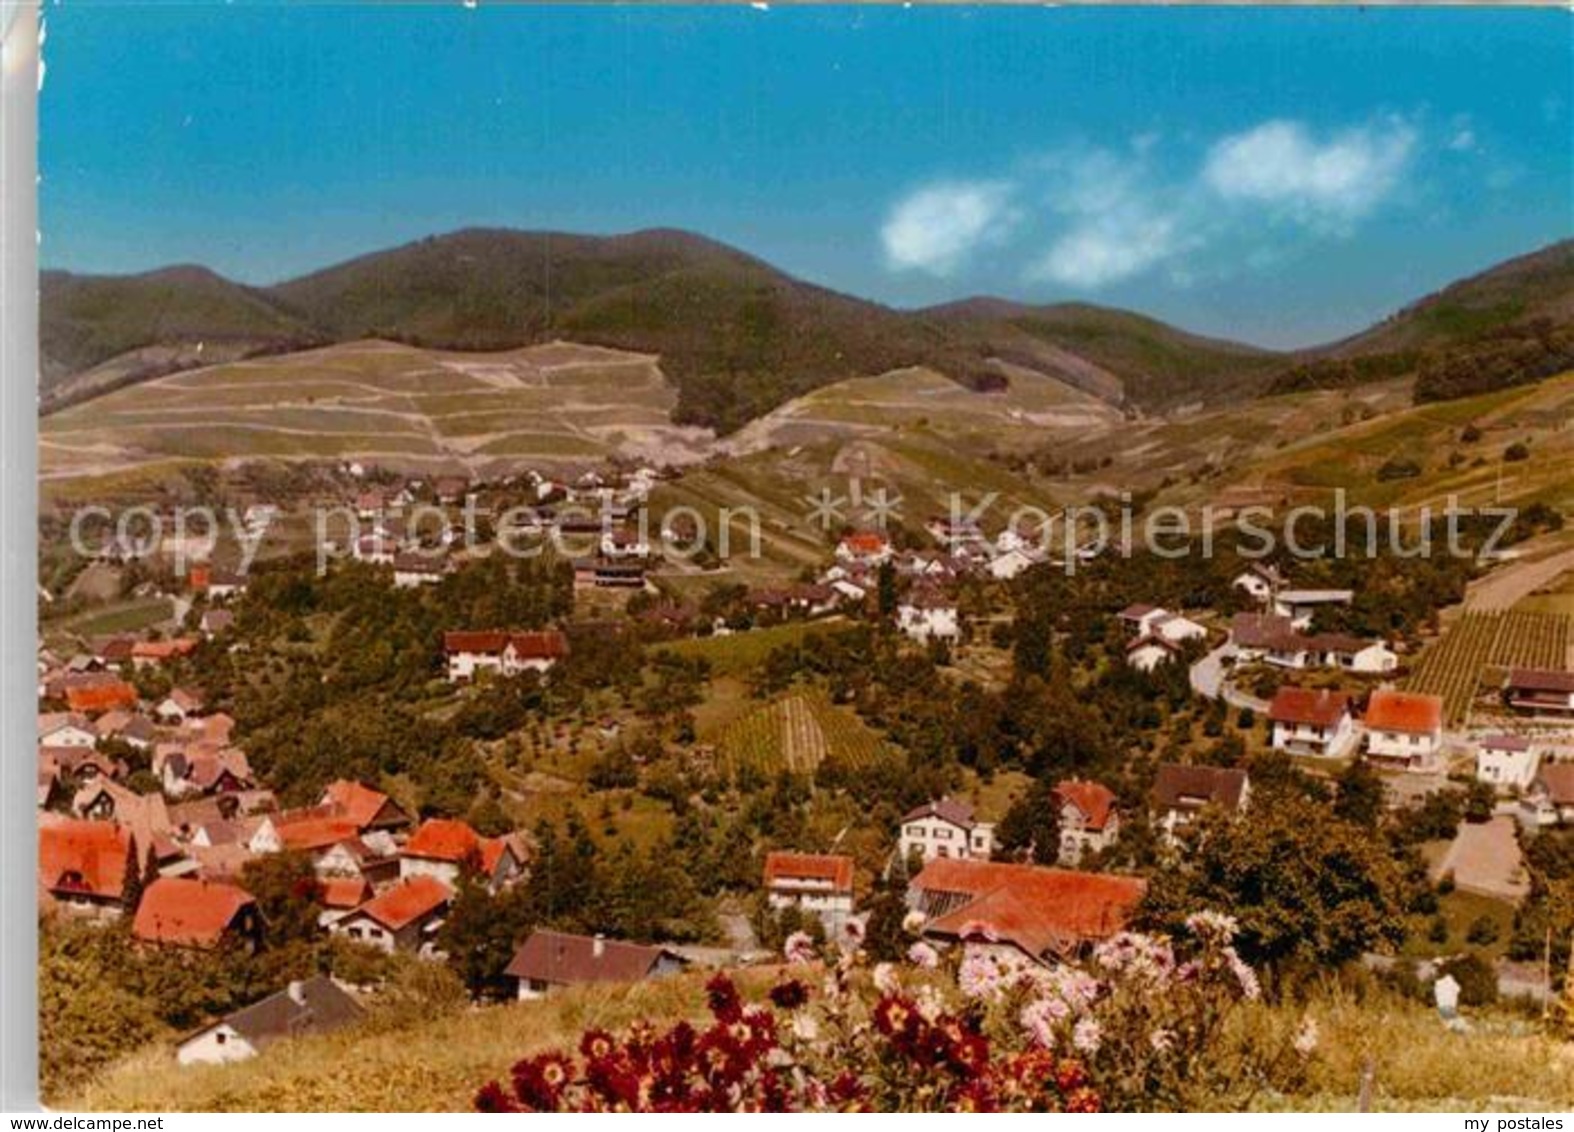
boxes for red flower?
[475,1081,520,1113]
[768,978,810,1010]
[1056,1058,1088,1094]
[705,972,744,1023]
[510,1052,574,1110]
[1066,1086,1103,1113]
[579,1028,616,1061]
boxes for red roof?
[1538,764,1574,806]
[840,532,888,555]
[322,780,399,829]
[442,630,568,659]
[916,859,1145,959]
[403,818,481,863]
[65,681,137,715]
[763,851,854,893]
[39,819,132,901]
[319,877,374,909]
[274,814,362,853]
[132,877,255,947]
[1268,687,1353,728]
[1053,780,1119,831]
[479,835,523,875]
[131,638,199,662]
[1365,690,1443,735]
[350,875,452,930]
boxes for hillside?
[57,967,1574,1112]
[925,298,1285,411]
[1332,240,1574,359]
[40,228,1281,432]
[40,266,320,392]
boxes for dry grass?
[59,969,1574,1112]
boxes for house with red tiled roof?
[1364,690,1444,772]
[898,798,995,864]
[442,630,569,683]
[1268,687,1357,758]
[316,877,375,927]
[132,877,261,949]
[130,638,200,669]
[399,818,481,886]
[763,852,855,935]
[1522,763,1574,828]
[834,530,892,567]
[327,875,453,956]
[38,712,97,748]
[154,687,205,725]
[1051,780,1121,866]
[911,858,1145,966]
[38,817,136,916]
[505,930,686,1000]
[64,679,138,716]
[319,780,411,835]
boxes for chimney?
[592,933,605,959]
[287,980,306,1005]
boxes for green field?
[715,690,893,780]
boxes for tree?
[1333,759,1385,829]
[862,867,912,962]
[996,778,1062,865]
[239,851,322,946]
[1142,790,1411,972]
[438,876,534,999]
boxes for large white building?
[1475,734,1539,791]
[899,798,995,863]
[763,851,856,936]
[1364,690,1444,772]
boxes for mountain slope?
[41,266,318,385]
[1331,239,1574,358]
[924,298,1284,410]
[39,228,1275,432]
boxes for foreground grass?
[59,969,1574,1112]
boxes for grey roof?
[196,976,363,1050]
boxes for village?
[34,459,1574,1076]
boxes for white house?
[835,531,892,567]
[1268,687,1357,758]
[1363,690,1444,772]
[38,712,97,748]
[1476,734,1539,792]
[1231,562,1282,605]
[1052,780,1121,866]
[328,875,452,957]
[176,977,362,1067]
[442,630,568,682]
[763,851,856,936]
[1152,764,1251,843]
[987,546,1042,581]
[1118,605,1205,645]
[1272,589,1355,631]
[899,798,995,863]
[1126,635,1182,672]
[896,588,960,643]
[392,553,450,589]
[1520,764,1574,828]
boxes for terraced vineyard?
[717,691,891,780]
[1489,609,1572,670]
[1406,610,1573,726]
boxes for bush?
[476,913,1313,1112]
[1439,953,1499,1007]
[1504,442,1531,463]
[1465,916,1500,946]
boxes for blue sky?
[41,5,1572,348]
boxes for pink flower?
[906,941,940,969]
[783,931,817,965]
[1019,999,1058,1050]
[1072,1018,1102,1056]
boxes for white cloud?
[1447,128,1477,152]
[1025,149,1188,289]
[1202,118,1416,225]
[880,180,1018,277]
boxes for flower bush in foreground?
[476,913,1314,1112]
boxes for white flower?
[1224,946,1261,1001]
[902,910,928,934]
[907,941,940,969]
[791,1013,821,1043]
[1072,1018,1103,1055]
[872,962,898,994]
[1293,1016,1319,1057]
[1185,910,1240,945]
[915,984,946,1022]
[1020,998,1059,1049]
[784,931,817,965]
[1149,1028,1175,1054]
